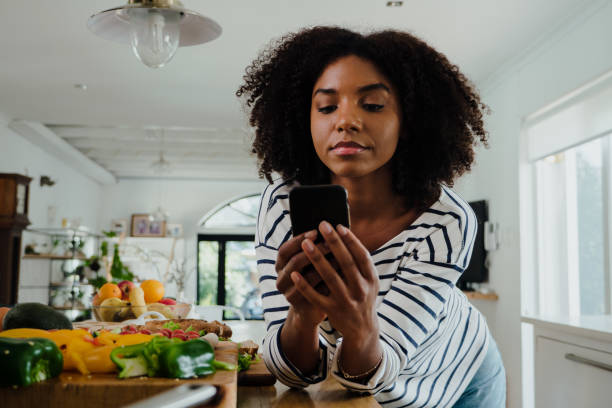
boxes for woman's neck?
[330,167,421,251]
[331,168,407,224]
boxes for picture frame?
[110,219,128,236]
[148,219,166,237]
[131,214,167,237]
[131,214,151,237]
[166,223,183,238]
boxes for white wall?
[97,177,266,300]
[455,2,612,407]
[0,112,103,303]
[0,113,103,230]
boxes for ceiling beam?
[117,170,260,180]
[65,139,251,153]
[8,120,117,185]
[94,157,257,168]
[85,150,252,160]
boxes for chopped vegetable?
[237,352,260,372]
[110,337,235,379]
[110,343,150,378]
[159,338,230,378]
[162,321,180,331]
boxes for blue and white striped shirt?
[255,178,489,407]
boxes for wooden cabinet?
[0,173,32,305]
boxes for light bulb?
[127,8,180,68]
[150,206,169,222]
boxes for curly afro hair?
[236,26,488,210]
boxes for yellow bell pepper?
[0,328,56,339]
[0,328,154,375]
[95,331,154,347]
[80,346,116,374]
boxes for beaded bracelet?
[338,354,383,380]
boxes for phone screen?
[289,185,350,293]
[289,184,350,241]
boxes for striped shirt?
[255,178,490,407]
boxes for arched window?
[197,194,263,320]
[199,193,260,229]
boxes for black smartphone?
[289,185,350,294]
[289,184,350,243]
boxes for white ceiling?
[0,0,594,181]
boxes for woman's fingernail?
[291,271,300,284]
[303,239,315,253]
[305,230,317,240]
[337,224,348,235]
[321,221,332,234]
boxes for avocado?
[3,302,73,330]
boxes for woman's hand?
[275,230,331,376]
[275,230,328,327]
[292,221,383,378]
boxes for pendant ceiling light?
[87,0,222,68]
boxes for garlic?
[202,332,219,348]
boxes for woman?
[237,26,505,407]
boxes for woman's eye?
[318,106,337,114]
[363,103,384,112]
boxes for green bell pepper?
[158,338,235,379]
[0,337,63,387]
[142,336,182,377]
[110,342,150,379]
[110,337,235,379]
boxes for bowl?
[92,301,192,322]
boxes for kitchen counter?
[238,376,380,407]
[521,314,612,343]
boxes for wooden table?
[237,377,380,407]
[0,342,238,408]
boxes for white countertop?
[522,314,612,343]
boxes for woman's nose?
[336,103,362,133]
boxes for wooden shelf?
[49,282,92,288]
[53,306,89,311]
[23,254,87,260]
[462,291,499,301]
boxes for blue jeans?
[453,338,506,407]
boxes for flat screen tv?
[456,200,488,291]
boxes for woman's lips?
[331,141,367,156]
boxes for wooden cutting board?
[0,341,238,408]
[238,355,276,386]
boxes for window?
[197,194,263,320]
[534,138,608,315]
[525,72,612,316]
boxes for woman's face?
[310,55,401,180]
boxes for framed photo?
[111,219,128,236]
[166,223,183,238]
[131,214,150,237]
[131,214,166,237]
[148,219,166,237]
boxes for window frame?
[532,137,612,315]
[196,232,258,320]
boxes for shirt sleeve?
[256,181,330,388]
[331,206,477,394]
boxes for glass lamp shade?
[127,8,179,68]
[150,206,169,222]
[87,2,222,68]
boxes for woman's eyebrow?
[313,83,390,97]
[313,88,336,97]
[357,83,390,93]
